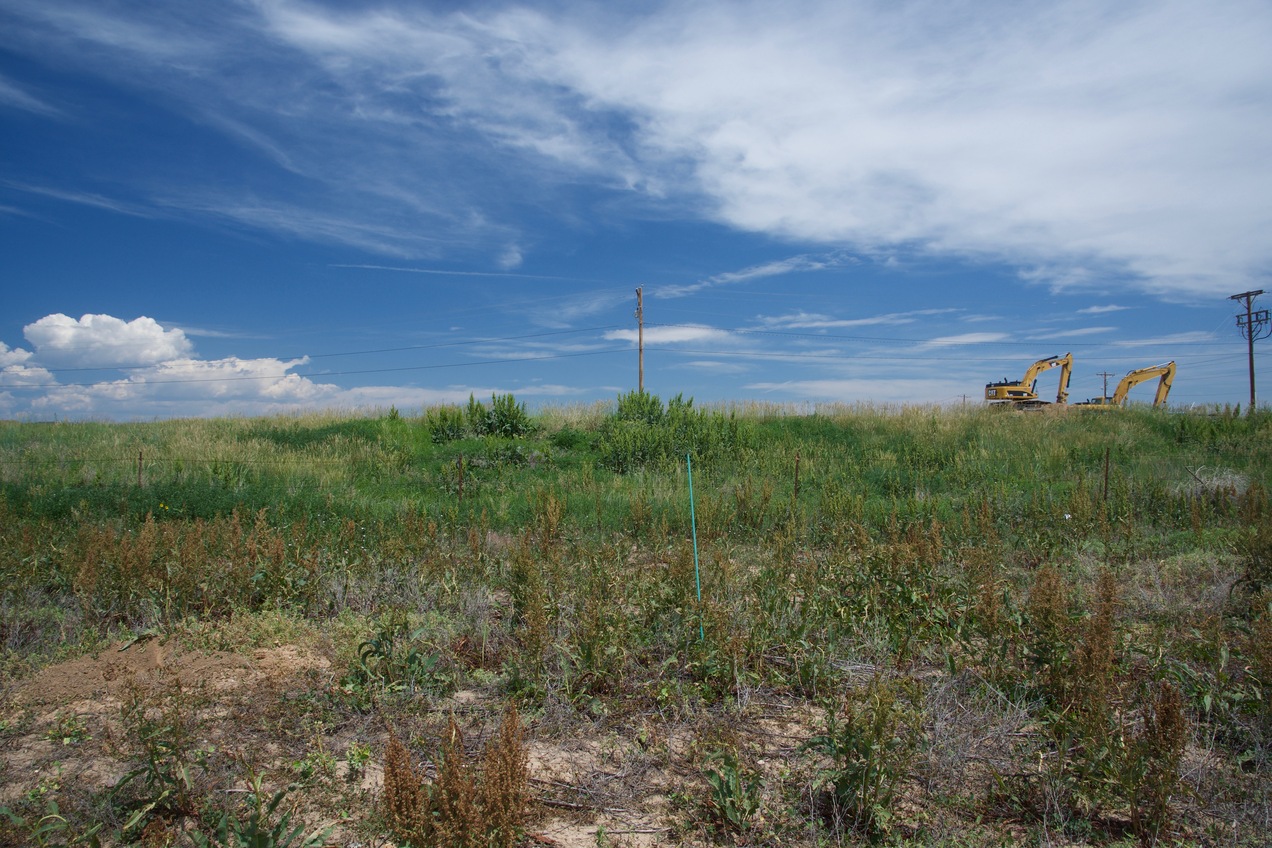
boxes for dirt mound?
[17,638,328,707]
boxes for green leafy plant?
[465,393,533,438]
[703,750,762,835]
[0,799,101,848]
[351,610,448,696]
[192,774,331,848]
[424,405,467,444]
[803,675,923,839]
[111,676,215,834]
[44,712,91,747]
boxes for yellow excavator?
[985,353,1073,407]
[1076,361,1176,408]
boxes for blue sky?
[2,0,1270,420]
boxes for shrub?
[466,393,533,438]
[597,392,751,472]
[424,405,467,444]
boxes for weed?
[45,712,91,747]
[383,705,529,848]
[192,772,331,848]
[349,608,449,698]
[425,405,467,444]
[345,741,372,783]
[111,674,216,834]
[804,675,924,839]
[703,749,762,835]
[466,393,533,438]
[1126,681,1188,847]
[0,799,102,847]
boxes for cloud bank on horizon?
[1,0,1269,297]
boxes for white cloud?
[7,0,1272,298]
[745,377,963,404]
[1030,326,1117,340]
[0,342,33,367]
[514,0,1272,298]
[681,360,750,374]
[0,364,54,387]
[24,314,195,368]
[1078,305,1131,315]
[604,325,733,345]
[0,74,62,117]
[917,332,1011,349]
[759,308,958,331]
[656,252,857,297]
[1112,331,1216,347]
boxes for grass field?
[1,394,1269,846]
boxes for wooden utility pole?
[1229,290,1270,412]
[1097,371,1114,401]
[635,287,644,392]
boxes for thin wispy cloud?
[917,332,1011,350]
[1078,305,1131,315]
[1030,326,1117,340]
[1112,331,1217,347]
[332,264,600,282]
[4,1,1269,296]
[758,308,959,331]
[745,377,965,404]
[6,182,152,217]
[656,252,857,298]
[0,74,62,117]
[605,325,733,345]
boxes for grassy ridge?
[0,400,1269,845]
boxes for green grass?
[0,400,1269,846]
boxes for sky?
[2,0,1271,420]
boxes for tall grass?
[1,402,1269,843]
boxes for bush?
[597,392,751,472]
[466,394,534,439]
[424,405,467,444]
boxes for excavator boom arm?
[1111,361,1176,407]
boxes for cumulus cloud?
[24,314,194,368]
[0,364,55,387]
[0,342,33,367]
[3,311,600,418]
